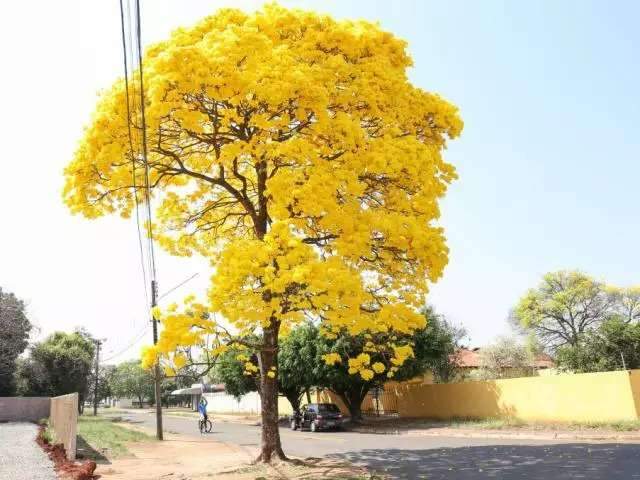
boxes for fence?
[49,393,78,460]
[0,397,50,422]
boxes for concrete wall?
[395,369,640,422]
[0,397,50,422]
[49,393,78,461]
[203,391,294,416]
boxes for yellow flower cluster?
[63,5,462,376]
[322,352,342,366]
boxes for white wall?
[114,397,134,408]
[203,391,261,414]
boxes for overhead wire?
[101,323,151,363]
[119,0,149,318]
[134,0,158,285]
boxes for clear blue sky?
[1,0,638,359]
[274,1,640,342]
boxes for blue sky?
[1,0,638,360]
[310,0,640,340]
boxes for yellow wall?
[396,369,640,422]
[278,396,294,415]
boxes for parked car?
[290,403,343,432]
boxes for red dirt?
[36,425,98,480]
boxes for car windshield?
[317,404,340,413]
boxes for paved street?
[117,410,640,479]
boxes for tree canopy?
[512,271,615,349]
[63,5,462,461]
[110,360,155,408]
[556,318,640,373]
[16,330,95,412]
[0,288,32,395]
[316,307,462,419]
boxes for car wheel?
[310,421,317,432]
[290,419,297,430]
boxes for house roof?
[453,348,555,369]
[170,383,226,395]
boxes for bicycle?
[198,414,213,433]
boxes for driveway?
[116,410,640,479]
[0,422,56,480]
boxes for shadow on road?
[331,443,640,479]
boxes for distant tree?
[86,364,116,407]
[472,337,533,380]
[513,271,614,349]
[556,318,640,373]
[15,331,95,412]
[111,360,155,408]
[421,308,467,383]
[277,323,320,414]
[15,356,49,397]
[0,288,32,395]
[610,286,640,323]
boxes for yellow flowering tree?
[63,5,462,461]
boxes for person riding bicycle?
[198,396,209,425]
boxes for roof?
[453,348,555,369]
[170,383,226,395]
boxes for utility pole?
[151,280,163,440]
[93,339,105,416]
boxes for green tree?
[513,270,614,349]
[111,360,155,408]
[16,331,95,412]
[87,364,116,407]
[0,288,32,395]
[277,323,320,413]
[212,347,258,399]
[556,318,640,373]
[419,308,467,383]
[317,308,461,421]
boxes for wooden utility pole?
[93,339,104,416]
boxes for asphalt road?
[116,410,640,479]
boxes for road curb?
[348,426,640,442]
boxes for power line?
[101,324,150,363]
[158,272,200,301]
[119,0,149,317]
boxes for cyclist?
[198,396,209,428]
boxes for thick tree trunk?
[256,322,287,463]
[305,388,312,404]
[283,389,302,414]
[337,388,368,423]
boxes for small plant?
[42,427,54,444]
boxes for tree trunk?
[138,395,143,408]
[337,388,367,423]
[305,388,312,404]
[283,389,302,415]
[256,322,287,462]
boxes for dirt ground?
[95,432,369,480]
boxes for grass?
[77,414,154,460]
[428,417,640,432]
